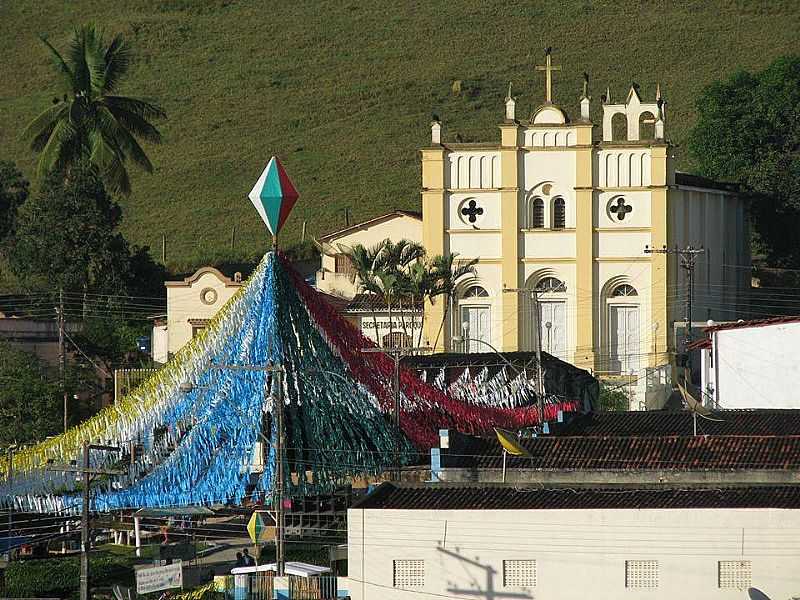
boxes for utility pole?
[57,288,68,433]
[504,287,546,424]
[209,362,286,575]
[645,245,705,378]
[361,346,431,480]
[48,443,121,600]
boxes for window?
[536,277,566,293]
[462,285,489,298]
[625,560,658,588]
[382,332,410,349]
[393,560,424,588]
[612,284,638,297]
[531,197,544,228]
[552,197,565,229]
[503,560,537,587]
[334,254,356,277]
[718,561,751,589]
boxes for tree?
[599,382,631,412]
[688,55,800,266]
[22,22,166,196]
[338,241,386,339]
[0,341,62,446]
[375,239,425,346]
[0,160,29,242]
[9,162,134,294]
[428,253,478,350]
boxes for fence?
[214,573,340,600]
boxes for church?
[420,50,749,404]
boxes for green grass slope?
[1,1,798,270]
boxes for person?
[242,548,256,567]
[234,552,245,569]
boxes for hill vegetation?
[1,1,799,271]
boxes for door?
[460,305,490,353]
[610,305,639,374]
[539,301,566,359]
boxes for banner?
[136,560,183,594]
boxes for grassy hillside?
[1,1,799,271]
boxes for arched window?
[611,112,627,141]
[536,277,566,293]
[462,285,488,298]
[531,197,544,228]
[552,197,565,229]
[612,284,638,297]
[639,111,656,140]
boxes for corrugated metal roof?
[346,293,423,312]
[355,482,800,510]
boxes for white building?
[696,316,800,409]
[348,483,800,600]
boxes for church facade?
[420,52,749,402]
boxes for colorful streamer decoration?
[248,156,299,237]
[0,253,578,514]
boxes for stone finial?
[505,82,516,121]
[431,120,442,145]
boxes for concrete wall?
[703,321,800,408]
[348,506,800,600]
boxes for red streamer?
[280,256,580,448]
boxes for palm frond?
[68,24,93,95]
[104,96,166,120]
[102,34,132,94]
[103,99,163,143]
[36,118,80,180]
[101,155,131,196]
[94,106,154,173]
[37,35,75,92]
[22,103,69,149]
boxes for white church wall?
[446,152,500,189]
[597,190,652,228]
[522,231,575,259]
[448,232,501,258]
[597,231,652,258]
[446,192,501,230]
[523,128,577,147]
[598,149,652,187]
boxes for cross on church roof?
[535,47,561,104]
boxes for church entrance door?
[460,305,490,353]
[539,301,566,360]
[610,305,639,374]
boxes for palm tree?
[375,240,425,347]
[22,23,166,196]
[402,260,433,347]
[338,241,386,340]
[429,253,478,350]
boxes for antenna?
[678,382,723,436]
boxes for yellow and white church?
[420,51,749,400]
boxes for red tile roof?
[445,434,800,471]
[554,410,800,437]
[355,483,800,510]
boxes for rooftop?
[355,482,800,510]
[346,293,423,312]
[554,410,800,437]
[317,210,422,242]
[440,432,800,471]
[704,315,800,333]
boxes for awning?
[133,506,215,518]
